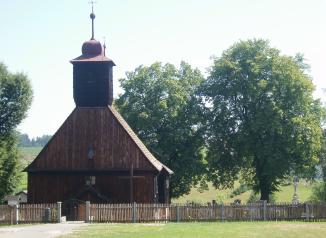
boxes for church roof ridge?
[108,106,173,174]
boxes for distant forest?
[18,133,52,147]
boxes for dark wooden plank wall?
[29,108,155,171]
[28,173,154,204]
[73,63,113,107]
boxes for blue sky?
[1,0,326,137]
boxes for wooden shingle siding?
[28,173,154,204]
[28,107,155,171]
[27,106,172,204]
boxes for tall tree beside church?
[116,62,206,197]
[319,129,326,183]
[0,133,21,200]
[0,62,33,201]
[203,39,324,201]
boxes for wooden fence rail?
[0,205,14,225]
[19,203,58,223]
[0,203,58,225]
[89,202,326,223]
[1,202,326,224]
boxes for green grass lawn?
[173,181,315,204]
[275,181,313,202]
[61,222,326,238]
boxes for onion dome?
[70,7,115,65]
[82,39,102,56]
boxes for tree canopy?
[202,39,324,201]
[18,133,52,147]
[320,129,326,183]
[115,62,206,198]
[0,62,33,201]
[0,132,21,200]
[0,63,33,138]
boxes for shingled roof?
[109,106,173,174]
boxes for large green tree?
[115,62,206,198]
[0,132,21,200]
[0,63,32,137]
[203,39,324,201]
[311,129,326,202]
[0,62,33,201]
[320,129,326,183]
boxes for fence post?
[221,203,225,222]
[176,205,180,222]
[132,202,137,223]
[263,200,267,221]
[57,202,62,223]
[212,200,217,221]
[86,201,90,223]
[305,203,310,222]
[14,204,19,225]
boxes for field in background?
[173,181,314,204]
[18,147,42,191]
[60,222,326,238]
[19,146,43,161]
[18,146,315,203]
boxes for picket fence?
[1,202,326,224]
[0,203,59,225]
[89,202,326,223]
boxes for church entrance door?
[62,199,86,221]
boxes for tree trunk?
[259,177,271,202]
[322,164,326,183]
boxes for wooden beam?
[130,163,133,203]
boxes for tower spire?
[89,1,97,40]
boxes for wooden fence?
[89,202,326,223]
[1,202,326,224]
[0,205,14,224]
[19,203,58,223]
[0,203,58,225]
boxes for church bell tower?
[26,3,173,205]
[70,7,115,107]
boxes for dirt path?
[0,222,87,238]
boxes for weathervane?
[89,1,97,40]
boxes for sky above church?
[1,0,326,138]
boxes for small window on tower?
[85,176,96,185]
[88,147,95,160]
[87,72,95,83]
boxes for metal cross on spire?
[89,1,97,40]
[89,0,96,13]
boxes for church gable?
[27,107,162,172]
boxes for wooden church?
[26,9,173,205]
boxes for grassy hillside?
[19,146,43,161]
[17,146,43,191]
[173,181,315,204]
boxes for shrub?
[247,191,276,203]
[309,182,326,202]
[231,184,249,197]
